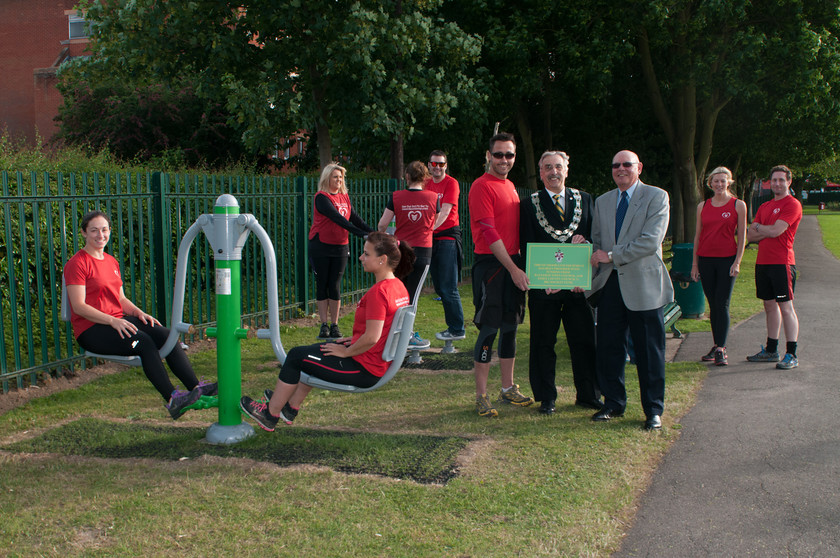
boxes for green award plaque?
[525,243,592,290]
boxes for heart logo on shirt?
[408,211,422,222]
[721,212,731,219]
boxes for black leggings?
[279,343,379,388]
[698,255,737,347]
[311,254,348,301]
[402,247,431,304]
[473,322,518,363]
[77,317,198,401]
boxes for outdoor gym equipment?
[162,194,287,444]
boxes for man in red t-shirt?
[467,132,533,417]
[746,165,803,369]
[425,150,466,340]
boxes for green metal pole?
[205,196,252,442]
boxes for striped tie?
[554,194,564,218]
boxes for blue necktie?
[615,191,629,241]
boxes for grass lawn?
[815,211,840,259]
[1,272,753,557]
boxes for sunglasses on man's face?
[491,152,516,160]
[611,162,638,169]
[429,161,446,167]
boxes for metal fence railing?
[0,169,476,393]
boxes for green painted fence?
[0,170,475,393]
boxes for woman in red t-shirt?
[308,163,373,340]
[690,167,747,366]
[240,232,414,431]
[64,211,215,420]
[377,161,439,346]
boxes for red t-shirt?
[389,189,439,248]
[350,278,410,377]
[309,191,352,245]
[754,195,802,265]
[64,250,124,338]
[425,175,460,234]
[697,197,739,257]
[468,173,520,255]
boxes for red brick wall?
[0,0,88,143]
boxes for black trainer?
[166,387,201,420]
[261,388,298,425]
[240,396,279,432]
[318,323,330,338]
[329,323,342,338]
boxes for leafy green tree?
[628,0,840,240]
[64,0,482,176]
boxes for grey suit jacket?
[590,181,674,311]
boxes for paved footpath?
[617,215,840,557]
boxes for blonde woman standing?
[308,163,373,339]
[690,167,747,366]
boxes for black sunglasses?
[611,162,638,169]
[491,152,516,160]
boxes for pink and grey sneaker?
[239,396,280,432]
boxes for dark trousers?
[528,291,600,403]
[77,317,198,401]
[697,255,736,347]
[280,343,378,388]
[595,272,665,417]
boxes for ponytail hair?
[365,231,416,279]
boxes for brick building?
[0,0,89,143]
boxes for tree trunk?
[389,133,404,180]
[308,64,333,168]
[514,103,538,190]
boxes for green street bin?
[670,243,706,318]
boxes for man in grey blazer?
[589,150,674,430]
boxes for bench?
[664,301,682,338]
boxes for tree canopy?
[58,0,840,235]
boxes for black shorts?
[755,264,796,302]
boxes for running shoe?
[409,332,430,347]
[701,346,717,362]
[329,323,342,338]
[435,330,466,341]
[714,347,728,366]
[318,323,330,338]
[476,394,498,417]
[239,396,279,432]
[166,387,201,420]
[776,353,799,370]
[746,345,780,362]
[498,384,534,406]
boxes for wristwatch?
[607,251,613,262]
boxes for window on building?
[69,15,88,39]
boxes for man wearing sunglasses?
[589,150,673,430]
[520,150,602,415]
[425,150,466,342]
[467,132,534,417]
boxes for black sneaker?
[318,323,330,338]
[280,403,298,425]
[329,323,342,338]
[262,389,298,425]
[166,387,201,420]
[714,347,728,366]
[701,346,717,362]
[239,396,279,432]
[196,380,218,397]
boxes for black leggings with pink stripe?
[279,343,379,388]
